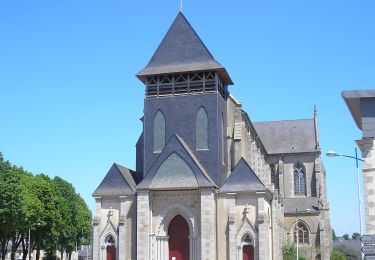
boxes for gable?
[220,158,267,193]
[92,163,136,197]
[150,153,198,189]
[136,134,216,190]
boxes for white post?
[355,148,364,260]
[28,227,31,260]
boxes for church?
[92,12,332,260]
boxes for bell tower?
[136,12,233,186]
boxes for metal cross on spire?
[179,0,183,12]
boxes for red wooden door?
[106,246,116,260]
[168,215,189,260]
[243,245,254,260]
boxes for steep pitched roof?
[253,119,317,154]
[136,134,216,190]
[220,158,267,193]
[137,12,233,85]
[92,163,136,197]
[283,197,320,214]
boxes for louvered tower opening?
[146,71,228,99]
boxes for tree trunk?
[36,248,40,260]
[1,239,9,260]
[11,234,23,260]
[21,239,28,260]
[60,249,63,260]
[68,252,71,260]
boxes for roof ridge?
[253,118,314,124]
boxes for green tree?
[351,232,361,240]
[0,158,23,260]
[19,172,44,260]
[52,177,92,260]
[330,249,348,260]
[0,153,92,260]
[343,234,350,240]
[26,174,60,260]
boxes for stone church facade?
[92,12,332,260]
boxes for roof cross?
[180,0,183,12]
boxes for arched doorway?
[243,245,254,260]
[168,215,189,260]
[105,235,116,260]
[241,234,254,260]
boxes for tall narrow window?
[293,221,309,244]
[154,110,165,152]
[294,163,306,196]
[196,107,208,150]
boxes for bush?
[330,249,348,260]
[282,243,296,260]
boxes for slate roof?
[137,12,233,85]
[220,158,267,193]
[92,163,136,197]
[283,197,320,214]
[136,134,216,190]
[253,119,317,154]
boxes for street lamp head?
[326,151,337,157]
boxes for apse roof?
[137,12,233,85]
[253,119,317,154]
[220,158,267,193]
[92,163,137,197]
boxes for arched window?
[196,107,208,150]
[154,110,165,152]
[242,234,253,244]
[294,221,309,244]
[294,163,306,196]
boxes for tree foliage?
[343,233,350,240]
[0,153,92,260]
[351,232,361,240]
[330,249,348,260]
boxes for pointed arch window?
[294,163,306,196]
[293,221,309,244]
[196,107,208,150]
[154,110,165,152]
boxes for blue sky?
[0,1,374,236]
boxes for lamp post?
[326,148,365,259]
[28,223,41,260]
[294,208,311,260]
